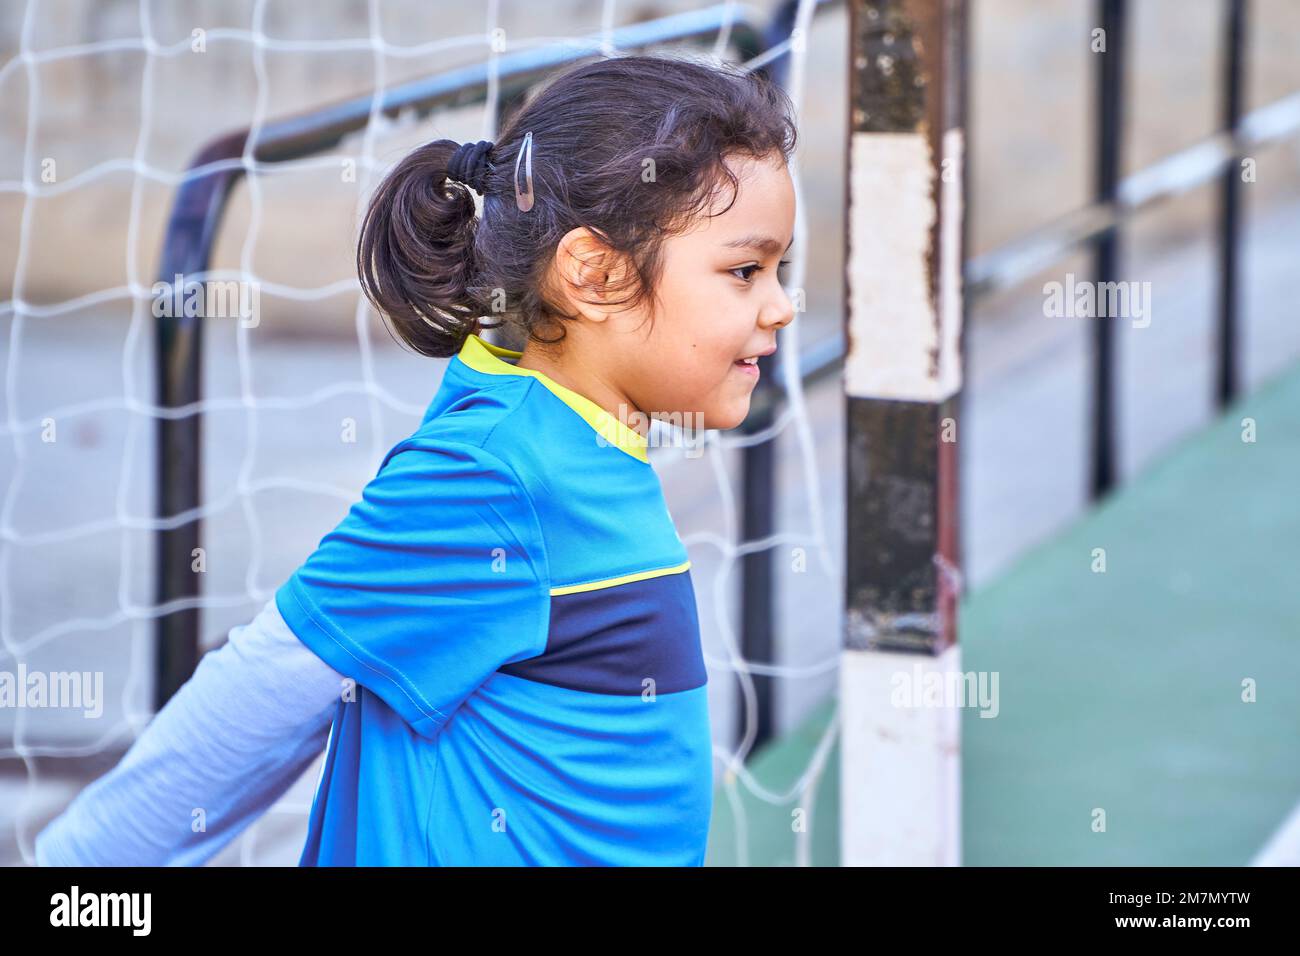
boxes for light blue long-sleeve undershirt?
[34,597,345,866]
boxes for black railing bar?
[967,86,1300,298]
[249,4,775,164]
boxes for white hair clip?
[514,131,534,213]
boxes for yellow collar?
[456,333,650,463]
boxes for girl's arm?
[34,597,345,867]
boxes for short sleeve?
[275,436,551,740]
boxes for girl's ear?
[551,226,632,320]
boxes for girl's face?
[526,152,797,435]
[618,153,797,431]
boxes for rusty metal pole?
[841,0,965,866]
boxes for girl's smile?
[732,341,778,381]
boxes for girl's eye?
[731,260,793,284]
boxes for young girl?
[35,52,797,867]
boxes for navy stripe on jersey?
[498,569,706,696]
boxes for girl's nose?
[762,288,797,330]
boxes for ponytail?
[356,139,484,358]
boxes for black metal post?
[1092,1,1123,502]
[739,377,778,751]
[153,132,248,710]
[1091,0,1125,500]
[1217,0,1247,407]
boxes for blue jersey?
[275,332,713,865]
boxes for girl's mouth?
[734,356,759,378]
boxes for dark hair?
[357,52,798,359]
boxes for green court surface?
[706,359,1300,867]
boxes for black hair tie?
[447,140,494,195]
